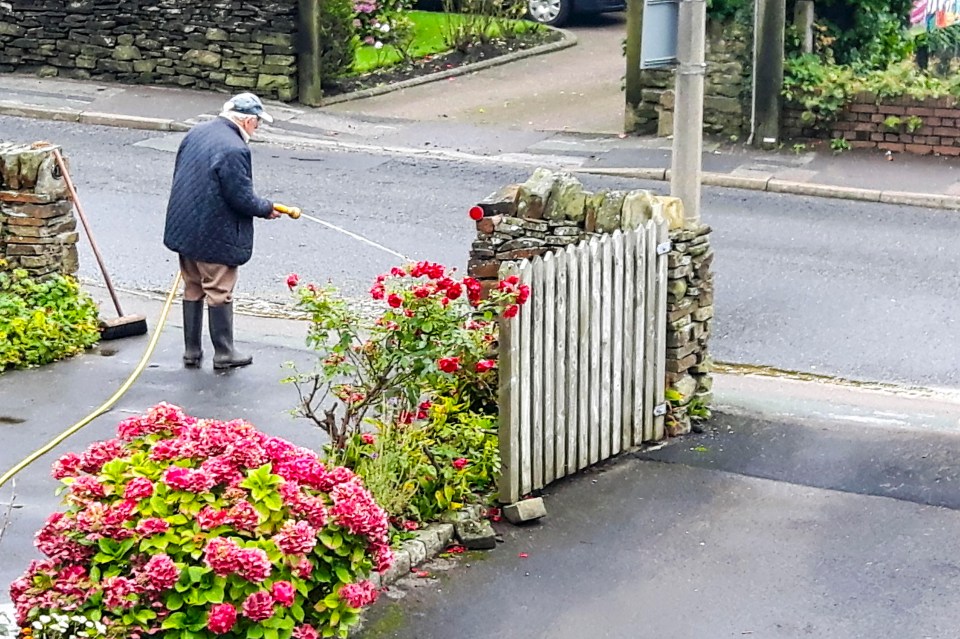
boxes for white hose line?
[299,213,411,262]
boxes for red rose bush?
[10,403,392,639]
[285,262,529,525]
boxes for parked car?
[527,0,624,26]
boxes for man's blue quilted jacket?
[163,117,273,267]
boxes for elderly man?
[163,92,280,370]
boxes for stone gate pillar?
[0,143,78,278]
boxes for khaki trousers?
[178,256,238,307]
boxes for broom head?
[100,314,148,341]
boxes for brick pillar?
[0,143,78,278]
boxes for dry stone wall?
[0,143,78,278]
[471,169,713,436]
[0,0,299,100]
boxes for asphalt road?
[359,410,960,639]
[5,116,960,388]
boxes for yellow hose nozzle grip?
[274,204,301,219]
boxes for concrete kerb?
[576,166,960,211]
[0,101,182,132]
[319,27,578,107]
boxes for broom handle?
[51,149,125,318]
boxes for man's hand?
[267,209,282,219]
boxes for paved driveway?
[324,14,629,134]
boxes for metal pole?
[670,0,706,225]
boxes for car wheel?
[528,0,572,26]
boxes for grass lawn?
[353,10,541,75]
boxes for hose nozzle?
[274,203,301,219]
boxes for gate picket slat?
[642,221,657,442]
[542,253,556,486]
[498,263,521,504]
[531,257,545,490]
[553,250,568,479]
[565,246,580,474]
[620,229,636,449]
[577,243,591,471]
[653,217,669,441]
[588,239,602,466]
[519,260,533,496]
[599,237,613,460]
[632,229,647,446]
[611,231,624,455]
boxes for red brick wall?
[783,95,960,156]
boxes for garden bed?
[323,11,559,98]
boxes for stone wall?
[0,143,78,278]
[664,223,713,433]
[470,169,713,436]
[784,94,960,156]
[625,19,753,139]
[0,0,299,100]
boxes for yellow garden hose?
[0,270,182,491]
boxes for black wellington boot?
[208,302,253,370]
[182,300,204,368]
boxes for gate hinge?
[656,241,672,256]
[653,403,668,417]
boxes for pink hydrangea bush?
[10,403,393,639]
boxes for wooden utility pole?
[297,0,323,106]
[751,0,785,147]
[623,0,645,131]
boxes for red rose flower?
[445,282,463,300]
[503,304,520,319]
[387,293,403,308]
[475,359,496,373]
[438,357,460,373]
[452,458,468,470]
[517,284,531,305]
[286,274,300,289]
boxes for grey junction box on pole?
[640,0,679,69]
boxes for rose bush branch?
[285,263,526,450]
[284,263,529,526]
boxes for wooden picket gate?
[497,218,670,504]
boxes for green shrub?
[317,0,359,84]
[783,56,959,131]
[0,262,100,371]
[706,0,749,21]
[808,0,914,69]
[338,397,501,524]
